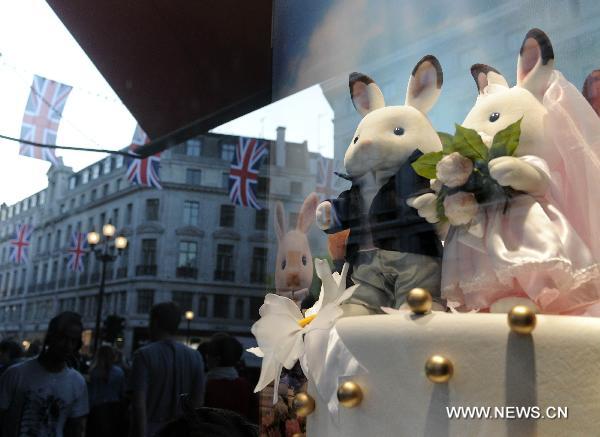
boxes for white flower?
[443,191,479,226]
[248,260,355,404]
[436,152,473,188]
[430,179,443,193]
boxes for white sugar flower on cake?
[248,259,356,404]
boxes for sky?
[0,0,334,206]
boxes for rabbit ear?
[470,64,508,94]
[274,201,286,240]
[349,72,385,117]
[297,192,319,234]
[405,55,443,113]
[517,28,554,101]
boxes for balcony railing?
[79,274,89,285]
[16,287,24,295]
[214,270,235,281]
[91,272,100,284]
[27,285,35,293]
[68,277,76,287]
[136,265,157,276]
[47,281,56,290]
[116,267,128,278]
[58,279,66,288]
[176,266,198,279]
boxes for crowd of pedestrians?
[0,302,260,437]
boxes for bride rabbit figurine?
[315,55,444,315]
[413,29,600,315]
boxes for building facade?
[0,129,329,358]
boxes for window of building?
[80,194,85,206]
[183,201,200,226]
[220,142,236,161]
[290,181,303,195]
[214,244,234,281]
[256,176,269,195]
[219,205,235,227]
[173,291,194,312]
[115,178,122,191]
[234,298,245,319]
[69,175,77,190]
[145,198,159,221]
[255,208,268,230]
[141,239,157,266]
[198,296,208,317]
[102,184,109,197]
[82,170,89,184]
[251,247,268,283]
[115,155,124,168]
[126,203,133,225]
[137,289,154,314]
[91,189,97,202]
[103,158,111,174]
[92,165,100,179]
[213,294,229,318]
[112,208,119,228]
[186,138,202,157]
[45,233,51,252]
[66,225,72,244]
[222,172,229,189]
[55,230,61,250]
[186,169,202,186]
[69,198,75,210]
[178,241,198,268]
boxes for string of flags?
[9,74,342,210]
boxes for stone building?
[0,128,329,358]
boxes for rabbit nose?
[287,273,301,288]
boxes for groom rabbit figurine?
[315,55,444,315]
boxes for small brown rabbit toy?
[274,193,319,307]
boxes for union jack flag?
[315,156,338,201]
[125,124,162,189]
[67,232,88,272]
[19,75,72,165]
[228,137,268,209]
[9,224,33,265]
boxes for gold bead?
[407,288,432,314]
[425,355,454,383]
[292,392,315,417]
[292,434,305,437]
[507,305,537,335]
[337,381,363,408]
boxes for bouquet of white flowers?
[411,119,522,226]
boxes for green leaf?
[411,151,444,179]
[438,132,455,154]
[489,118,522,159]
[452,124,489,161]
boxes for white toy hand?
[488,157,547,194]
[407,193,439,224]
[315,201,332,230]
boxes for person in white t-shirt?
[0,311,89,437]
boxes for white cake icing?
[306,311,600,436]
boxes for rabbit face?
[463,86,547,156]
[344,56,444,179]
[275,229,313,292]
[274,193,319,294]
[346,105,442,177]
[463,29,555,156]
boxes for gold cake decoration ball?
[337,381,364,408]
[507,305,537,335]
[292,392,315,417]
[291,434,305,437]
[425,355,454,383]
[407,288,432,314]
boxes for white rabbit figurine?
[315,55,444,315]
[274,192,319,307]
[412,29,600,315]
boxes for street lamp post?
[87,223,128,354]
[185,310,194,345]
